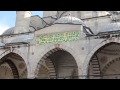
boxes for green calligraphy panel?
[36,31,79,45]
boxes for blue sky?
[0,11,43,35]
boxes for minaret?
[14,11,31,34]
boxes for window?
[83,26,94,36]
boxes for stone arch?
[0,59,19,78]
[0,49,27,63]
[82,40,120,76]
[34,44,81,78]
[0,49,28,79]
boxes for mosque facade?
[0,11,120,79]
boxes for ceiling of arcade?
[95,43,120,71]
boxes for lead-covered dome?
[2,26,35,35]
[54,16,86,26]
[2,27,15,35]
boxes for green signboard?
[36,31,79,45]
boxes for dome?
[2,26,35,35]
[97,22,120,34]
[2,27,15,35]
[54,16,86,26]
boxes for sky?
[0,11,43,35]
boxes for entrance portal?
[36,49,78,79]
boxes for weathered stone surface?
[0,11,120,79]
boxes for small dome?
[2,27,15,35]
[97,22,120,34]
[2,26,35,35]
[54,16,86,26]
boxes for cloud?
[0,24,9,35]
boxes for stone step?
[92,61,99,63]
[93,69,100,71]
[90,55,101,79]
[92,77,101,79]
[92,66,100,68]
[50,73,56,76]
[92,65,99,67]
[92,57,97,59]
[94,70,100,73]
[91,60,98,62]
[46,60,53,63]
[92,63,99,65]
[45,59,56,78]
[93,72,101,75]
[49,70,56,73]
[48,68,55,72]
